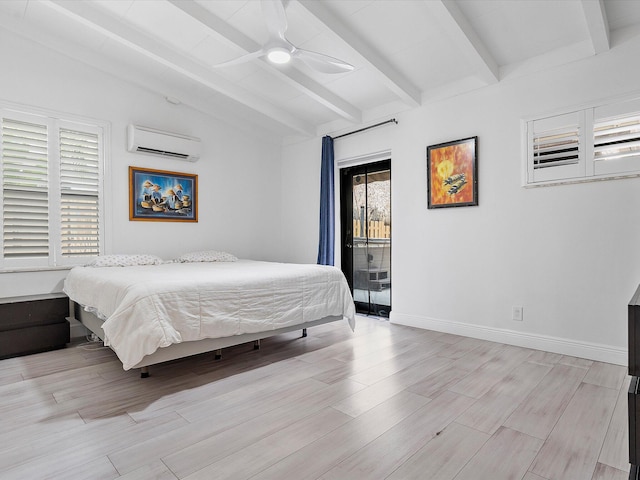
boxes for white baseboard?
[390,312,627,367]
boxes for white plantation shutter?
[592,98,640,177]
[0,105,105,270]
[594,115,640,162]
[60,128,100,257]
[526,111,585,184]
[533,128,580,169]
[524,96,640,185]
[1,118,50,259]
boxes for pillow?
[85,254,164,267]
[176,250,238,263]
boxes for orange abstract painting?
[427,136,478,208]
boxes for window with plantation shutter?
[526,111,585,185]
[533,128,580,169]
[60,128,100,258]
[524,95,640,186]
[594,115,640,164]
[2,118,49,260]
[0,105,105,270]
[592,97,640,178]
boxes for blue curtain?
[317,136,335,266]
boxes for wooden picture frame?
[129,166,198,222]
[426,136,478,209]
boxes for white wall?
[4,24,639,364]
[281,35,640,365]
[0,30,283,298]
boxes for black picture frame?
[426,136,478,209]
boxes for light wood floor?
[0,316,630,480]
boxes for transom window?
[523,96,640,186]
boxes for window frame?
[522,92,640,187]
[0,101,109,272]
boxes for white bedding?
[63,260,356,370]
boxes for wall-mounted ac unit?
[126,124,202,162]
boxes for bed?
[63,256,356,376]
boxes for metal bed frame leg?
[253,339,261,350]
[214,349,222,360]
[140,366,149,378]
[302,328,307,338]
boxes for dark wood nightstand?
[0,293,70,359]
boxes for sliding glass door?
[340,159,391,317]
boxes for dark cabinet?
[0,293,69,359]
[629,286,640,376]
[630,285,640,478]
[631,377,640,466]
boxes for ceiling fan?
[214,0,355,74]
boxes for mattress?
[63,259,356,370]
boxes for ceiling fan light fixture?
[267,47,291,64]
[213,0,353,73]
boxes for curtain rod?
[332,118,398,140]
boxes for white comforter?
[63,260,356,370]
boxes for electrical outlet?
[512,306,523,321]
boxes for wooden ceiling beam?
[425,0,499,85]
[299,0,422,108]
[169,0,362,123]
[46,0,316,135]
[580,0,610,54]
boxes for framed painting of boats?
[129,167,198,222]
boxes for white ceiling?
[1,0,640,139]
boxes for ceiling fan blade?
[261,0,288,40]
[294,49,355,74]
[212,49,265,68]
